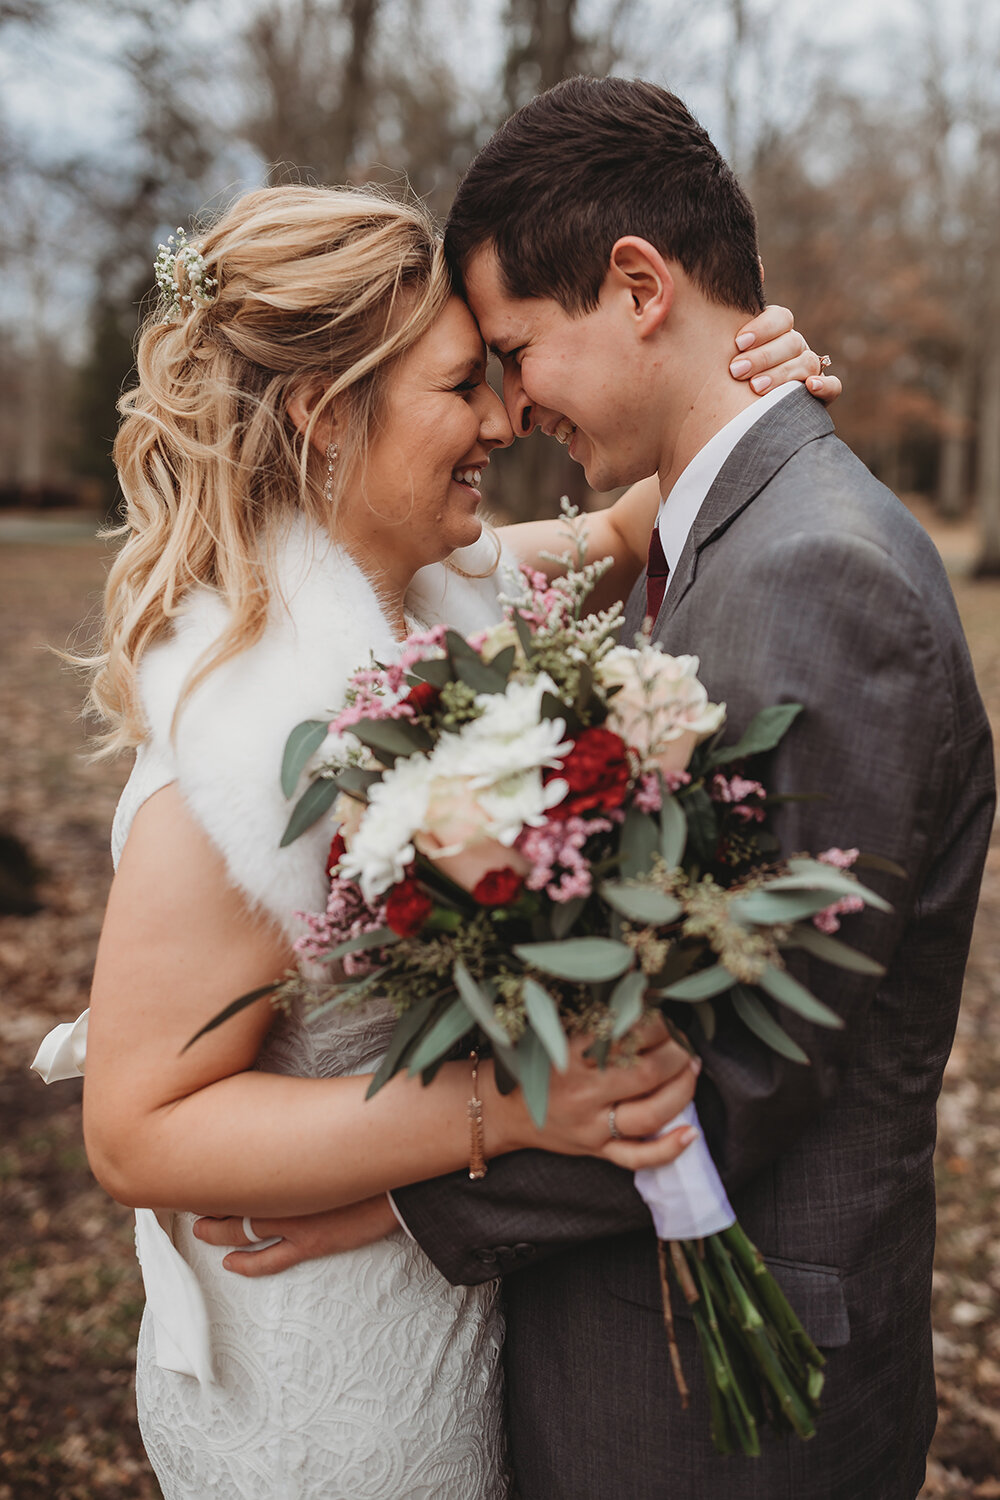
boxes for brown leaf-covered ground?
[0,521,997,1499]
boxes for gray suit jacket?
[395,387,996,1500]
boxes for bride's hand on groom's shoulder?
[497,1016,702,1173]
[192,1195,399,1277]
[732,304,842,406]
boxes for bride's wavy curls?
[84,183,452,753]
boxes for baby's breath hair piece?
[153,226,219,323]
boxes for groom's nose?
[502,364,536,437]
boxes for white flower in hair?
[153,226,219,323]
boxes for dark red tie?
[645,525,670,622]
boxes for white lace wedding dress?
[107,522,512,1499]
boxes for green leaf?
[513,937,635,984]
[620,807,659,878]
[786,924,885,975]
[309,965,390,1020]
[550,894,586,940]
[609,969,646,1039]
[453,653,509,696]
[659,792,687,869]
[331,765,381,799]
[407,998,475,1074]
[317,925,398,964]
[280,777,338,846]
[854,852,907,880]
[350,717,433,763]
[732,985,810,1064]
[513,610,534,656]
[410,655,453,688]
[365,993,442,1098]
[281,719,328,799]
[694,1000,717,1042]
[730,888,839,926]
[183,982,281,1051]
[453,959,511,1049]
[599,880,682,926]
[707,704,804,767]
[659,964,737,1002]
[573,662,594,714]
[490,645,517,680]
[516,1026,551,1127]
[539,691,572,727]
[768,860,891,913]
[758,963,844,1028]
[521,978,570,1071]
[681,784,718,867]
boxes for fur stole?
[137,515,510,939]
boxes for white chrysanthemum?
[339,752,434,902]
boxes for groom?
[391,77,996,1498]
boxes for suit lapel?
[624,386,835,640]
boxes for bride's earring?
[324,441,339,505]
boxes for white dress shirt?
[657,381,796,595]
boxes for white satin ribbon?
[633,1101,736,1240]
[31,1011,218,1385]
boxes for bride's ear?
[286,379,338,454]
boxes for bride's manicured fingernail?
[808,376,823,391]
[679,1126,699,1146]
[730,358,752,378]
[691,1056,703,1075]
[751,374,772,393]
[735,331,756,351]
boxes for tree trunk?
[937,356,974,519]
[973,333,1000,575]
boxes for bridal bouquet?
[198,514,892,1456]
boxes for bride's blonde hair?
[84,183,452,753]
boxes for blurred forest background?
[1,3,999,1498]
[1,0,1000,557]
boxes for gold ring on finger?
[818,354,832,372]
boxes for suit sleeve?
[395,529,967,1284]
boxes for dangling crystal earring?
[324,441,339,504]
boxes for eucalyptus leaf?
[183,981,281,1051]
[365,993,442,1098]
[730,888,839,926]
[410,655,453,688]
[759,963,844,1028]
[659,792,688,869]
[513,611,534,656]
[513,937,635,984]
[407,998,475,1074]
[854,852,907,880]
[539,691,573,729]
[660,964,737,1002]
[453,652,509,696]
[516,1027,552,1127]
[281,719,328,799]
[786,924,885,975]
[490,645,517,680]
[600,880,682,926]
[280,776,338,847]
[610,970,646,1039]
[732,985,810,1064]
[681,784,718,867]
[309,965,390,1021]
[694,1000,717,1042]
[620,807,659,879]
[331,765,381,799]
[521,978,570,1071]
[318,925,398,964]
[453,959,511,1049]
[350,717,433,762]
[550,894,586,940]
[767,862,891,913]
[707,703,804,768]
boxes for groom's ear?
[606,238,674,337]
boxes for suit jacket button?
[512,1242,535,1257]
[473,1248,498,1265]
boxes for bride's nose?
[479,384,514,450]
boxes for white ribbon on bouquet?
[634,1101,736,1240]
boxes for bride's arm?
[83,783,698,1217]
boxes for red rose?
[385,876,433,937]
[402,681,440,717]
[472,866,525,906]
[326,832,347,877]
[548,726,631,819]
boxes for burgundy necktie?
[645,524,670,622]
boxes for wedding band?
[818,354,832,371]
[608,1106,623,1141]
[242,1215,266,1244]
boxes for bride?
[35,184,834,1498]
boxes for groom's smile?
[462,245,663,493]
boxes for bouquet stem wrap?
[637,1106,825,1456]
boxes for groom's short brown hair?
[446,76,765,318]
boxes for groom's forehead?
[463,248,539,352]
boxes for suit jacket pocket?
[602,1236,850,1349]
